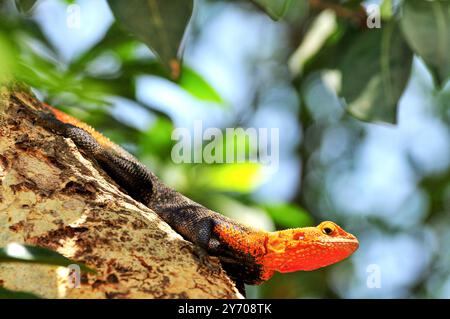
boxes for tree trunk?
[0,83,242,299]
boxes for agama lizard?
[14,92,359,288]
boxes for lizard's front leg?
[190,217,221,265]
[194,217,219,251]
[193,218,249,297]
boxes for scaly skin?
[214,221,358,282]
[14,92,359,287]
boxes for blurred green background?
[0,0,449,298]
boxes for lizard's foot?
[181,244,221,275]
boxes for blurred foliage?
[0,243,95,273]
[0,243,95,298]
[400,0,450,87]
[263,203,313,228]
[0,286,40,299]
[107,0,194,78]
[14,0,38,14]
[251,0,294,20]
[0,0,449,299]
[340,21,413,123]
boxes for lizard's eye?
[320,222,336,236]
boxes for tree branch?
[0,83,242,299]
[309,0,368,26]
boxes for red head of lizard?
[259,221,359,280]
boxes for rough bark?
[0,84,242,299]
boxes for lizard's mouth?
[329,237,359,247]
[276,238,359,273]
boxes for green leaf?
[289,9,337,76]
[338,21,413,124]
[69,23,136,74]
[210,195,274,230]
[380,0,393,20]
[400,0,450,87]
[0,286,40,299]
[0,33,17,81]
[0,243,96,274]
[263,203,313,228]
[177,66,223,103]
[107,0,194,78]
[199,163,263,193]
[15,0,38,14]
[251,0,294,20]
[139,117,174,157]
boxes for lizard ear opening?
[293,232,305,241]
